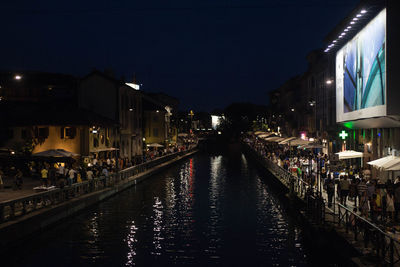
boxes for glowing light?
[350,21,355,24]
[357,14,362,17]
[156,110,159,113]
[339,130,348,140]
[326,80,332,84]
[353,17,358,21]
[129,108,133,111]
[125,83,140,90]
[361,9,367,14]
[291,108,295,112]
[14,75,21,80]
[333,40,337,43]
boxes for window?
[153,128,159,137]
[35,127,49,138]
[93,138,99,147]
[61,127,76,139]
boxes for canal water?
[8,153,315,266]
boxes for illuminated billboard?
[336,9,386,122]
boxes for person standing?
[41,167,49,187]
[326,176,335,208]
[57,164,64,179]
[360,191,370,218]
[387,191,395,222]
[340,176,350,206]
[68,168,75,186]
[15,169,23,190]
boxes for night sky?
[1,0,359,111]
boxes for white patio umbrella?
[258,133,274,138]
[289,138,311,146]
[368,156,400,169]
[147,143,164,148]
[278,137,297,145]
[386,163,400,171]
[335,150,363,160]
[263,136,280,142]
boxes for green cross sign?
[339,130,348,140]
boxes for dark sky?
[1,0,359,112]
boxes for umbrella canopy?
[263,136,279,141]
[258,133,275,138]
[387,162,400,171]
[278,137,297,145]
[336,150,363,160]
[289,138,311,146]
[147,143,164,148]
[33,149,79,157]
[300,143,325,149]
[368,156,400,170]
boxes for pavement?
[0,177,43,202]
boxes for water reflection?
[84,212,103,261]
[125,221,138,266]
[152,197,164,256]
[9,153,310,267]
[207,156,224,259]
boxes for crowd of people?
[0,144,194,192]
[245,135,400,225]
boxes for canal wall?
[0,149,198,251]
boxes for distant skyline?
[1,0,359,111]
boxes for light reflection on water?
[8,153,309,266]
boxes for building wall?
[4,125,85,155]
[119,85,143,160]
[143,110,166,145]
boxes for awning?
[90,147,119,153]
[147,143,164,148]
[335,150,363,160]
[368,156,400,170]
[278,137,297,145]
[289,138,311,146]
[263,136,284,142]
[299,143,325,149]
[387,163,400,171]
[258,133,275,138]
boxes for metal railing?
[244,142,400,265]
[0,148,196,224]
